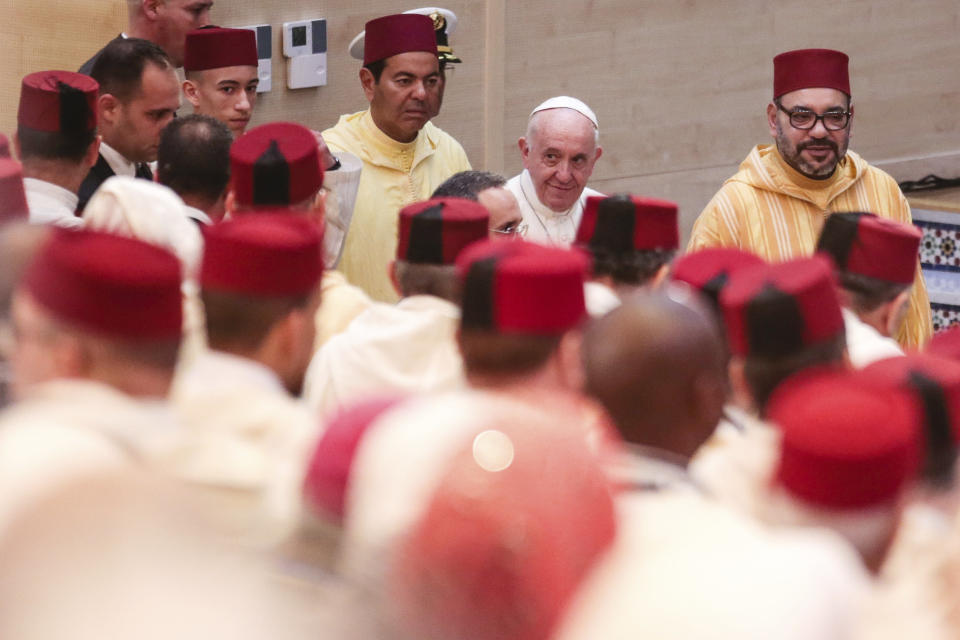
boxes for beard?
[775,123,849,180]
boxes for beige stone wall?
[4,0,960,241]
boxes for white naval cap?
[530,96,599,129]
[349,7,459,60]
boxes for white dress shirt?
[23,178,82,228]
[99,140,137,178]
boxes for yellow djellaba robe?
[322,110,471,302]
[688,144,932,349]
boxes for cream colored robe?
[322,110,471,302]
[304,295,463,418]
[0,378,179,530]
[168,350,318,538]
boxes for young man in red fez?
[575,193,679,316]
[689,48,931,351]
[855,354,960,639]
[79,38,181,212]
[303,197,489,417]
[323,12,471,303]
[169,214,324,533]
[455,240,589,395]
[228,121,370,351]
[817,211,921,366]
[182,27,259,137]
[15,70,100,228]
[762,367,920,573]
[0,228,184,526]
[690,256,853,514]
[79,0,214,73]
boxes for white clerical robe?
[23,178,82,228]
[843,308,903,368]
[304,295,463,418]
[505,169,603,246]
[0,378,179,530]
[169,350,318,536]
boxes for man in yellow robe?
[689,48,931,348]
[323,13,471,302]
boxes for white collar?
[23,177,79,211]
[184,204,213,225]
[99,141,137,178]
[606,444,701,493]
[518,168,584,220]
[187,349,288,395]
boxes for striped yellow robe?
[688,144,932,349]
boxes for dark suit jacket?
[78,35,124,76]
[77,153,115,213]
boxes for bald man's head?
[582,290,726,459]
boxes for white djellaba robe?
[689,405,780,516]
[843,308,903,368]
[0,378,180,531]
[303,295,464,418]
[505,169,603,247]
[168,350,318,540]
[23,178,83,228]
[555,446,870,640]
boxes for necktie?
[135,163,153,181]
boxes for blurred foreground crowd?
[0,3,954,639]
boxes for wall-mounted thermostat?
[282,19,327,89]
[239,24,273,93]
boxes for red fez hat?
[230,122,323,209]
[576,194,679,252]
[861,354,960,487]
[816,212,920,285]
[671,248,765,309]
[201,213,323,297]
[0,133,10,158]
[363,14,438,65]
[391,420,616,640]
[397,197,490,265]
[302,395,405,523]
[184,27,258,72]
[0,159,29,223]
[721,256,844,357]
[928,326,960,363]
[22,228,183,340]
[456,240,588,335]
[18,70,98,133]
[773,48,850,99]
[768,368,919,509]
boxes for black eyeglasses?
[776,102,851,131]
